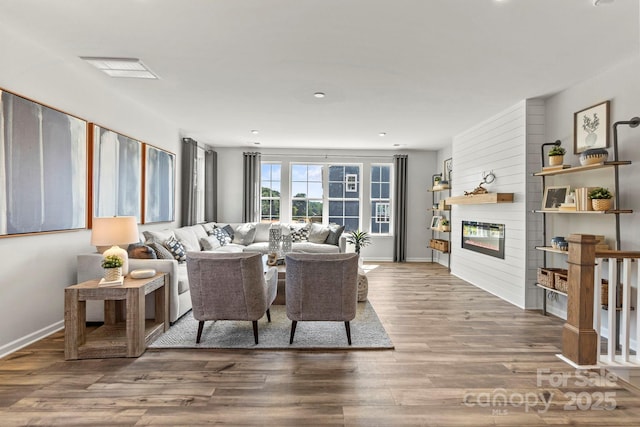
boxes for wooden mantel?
[445,193,514,205]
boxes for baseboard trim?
[0,320,64,359]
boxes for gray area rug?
[149,301,394,350]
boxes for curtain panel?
[242,152,261,223]
[393,154,408,262]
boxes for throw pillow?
[200,235,222,251]
[164,236,187,263]
[325,223,345,246]
[147,241,175,260]
[211,227,230,246]
[222,224,235,241]
[308,223,330,244]
[127,242,157,259]
[233,223,257,245]
[289,223,311,242]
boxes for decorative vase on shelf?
[579,148,608,166]
[104,267,122,282]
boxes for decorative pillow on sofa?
[211,227,231,246]
[290,223,311,242]
[222,224,235,241]
[147,241,175,260]
[127,242,157,259]
[200,235,222,251]
[164,236,187,263]
[233,223,257,245]
[325,223,345,246]
[308,223,330,243]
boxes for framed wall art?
[443,157,452,182]
[144,144,175,223]
[430,215,442,229]
[574,100,610,154]
[0,88,87,237]
[90,124,143,223]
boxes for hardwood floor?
[1,262,639,426]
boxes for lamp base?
[103,245,130,276]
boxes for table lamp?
[91,216,140,276]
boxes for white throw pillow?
[308,223,330,243]
[200,235,222,251]
[233,223,257,245]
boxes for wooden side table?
[64,273,169,360]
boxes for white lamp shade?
[91,216,139,276]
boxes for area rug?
[149,301,394,350]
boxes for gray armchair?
[186,252,277,344]
[284,253,359,345]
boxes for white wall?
[0,21,181,356]
[214,147,436,262]
[450,101,528,308]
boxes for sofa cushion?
[325,223,345,246]
[292,242,341,254]
[174,226,202,252]
[254,222,272,242]
[308,223,330,244]
[222,224,235,240]
[212,244,245,253]
[147,241,175,260]
[244,242,270,254]
[143,229,175,245]
[290,223,310,242]
[164,236,187,263]
[176,263,189,294]
[127,242,157,259]
[200,235,222,251]
[233,223,257,245]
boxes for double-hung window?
[291,164,323,222]
[370,164,392,234]
[261,162,281,222]
[328,165,360,232]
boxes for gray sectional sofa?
[77,221,346,323]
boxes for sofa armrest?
[339,235,347,253]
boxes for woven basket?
[537,267,565,289]
[554,271,569,293]
[591,198,612,211]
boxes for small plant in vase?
[101,254,124,282]
[439,218,450,232]
[588,187,613,211]
[346,230,371,256]
[548,145,566,166]
[433,175,442,189]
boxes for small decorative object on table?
[548,145,566,166]
[588,187,613,211]
[268,227,282,254]
[281,234,292,253]
[101,254,124,284]
[550,236,565,249]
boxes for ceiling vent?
[80,57,158,79]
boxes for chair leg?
[196,321,204,344]
[345,321,352,345]
[289,321,297,344]
[252,320,259,344]
[266,308,271,322]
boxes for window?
[371,165,392,234]
[328,165,360,232]
[291,164,323,222]
[261,163,281,222]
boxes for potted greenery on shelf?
[346,230,371,255]
[101,254,124,282]
[588,187,613,211]
[548,145,566,166]
[439,218,450,232]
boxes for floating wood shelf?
[446,193,514,205]
[533,161,631,177]
[534,209,633,214]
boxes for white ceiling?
[0,0,638,150]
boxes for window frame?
[370,163,393,235]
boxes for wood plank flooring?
[1,262,639,426]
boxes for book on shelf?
[98,277,124,287]
[574,187,596,211]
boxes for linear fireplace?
[461,221,505,259]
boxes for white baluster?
[621,259,631,363]
[607,258,617,363]
[594,258,602,363]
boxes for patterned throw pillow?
[164,236,187,263]
[127,242,157,259]
[289,223,311,242]
[211,227,230,246]
[147,241,174,260]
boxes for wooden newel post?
[562,234,598,365]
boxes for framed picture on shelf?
[430,215,442,229]
[542,185,570,211]
[573,100,610,154]
[443,157,452,182]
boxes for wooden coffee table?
[64,273,169,360]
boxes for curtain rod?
[182,137,214,153]
[261,153,395,160]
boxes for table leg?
[126,286,146,357]
[64,288,84,360]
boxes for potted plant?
[101,254,124,281]
[433,175,442,189]
[588,187,613,211]
[548,145,566,166]
[346,230,371,256]
[439,218,450,232]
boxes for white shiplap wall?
[450,101,528,308]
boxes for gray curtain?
[181,138,198,226]
[242,152,261,223]
[204,149,217,222]
[393,155,408,262]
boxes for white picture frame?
[430,215,442,229]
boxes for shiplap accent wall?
[450,101,528,308]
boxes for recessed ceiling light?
[393,143,401,147]
[379,132,387,137]
[314,92,326,98]
[251,130,259,135]
[80,57,158,79]
[253,142,261,145]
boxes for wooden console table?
[64,273,169,360]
